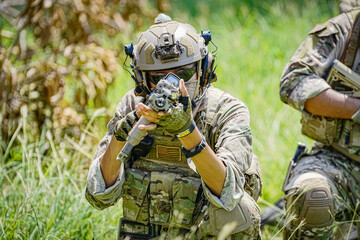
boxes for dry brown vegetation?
[0,0,168,152]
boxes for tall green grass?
[0,109,122,239]
[1,1,338,239]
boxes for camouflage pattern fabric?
[244,154,262,201]
[283,146,360,239]
[336,120,360,157]
[340,0,360,14]
[280,9,360,239]
[280,11,354,112]
[300,111,341,145]
[85,86,262,239]
[121,168,150,224]
[194,192,261,240]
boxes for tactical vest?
[301,10,360,161]
[120,87,262,232]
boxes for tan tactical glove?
[157,96,194,135]
[113,110,139,141]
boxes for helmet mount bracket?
[154,33,182,62]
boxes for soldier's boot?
[283,185,335,240]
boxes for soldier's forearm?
[179,128,226,197]
[305,88,360,118]
[100,136,124,188]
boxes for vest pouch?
[301,112,341,145]
[122,168,150,223]
[170,175,202,228]
[334,120,360,157]
[149,171,177,224]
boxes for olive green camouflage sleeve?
[279,13,352,110]
[201,88,253,211]
[85,90,143,210]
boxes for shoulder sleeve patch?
[308,24,327,35]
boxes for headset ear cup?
[133,68,148,96]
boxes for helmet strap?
[133,67,151,96]
[193,61,202,98]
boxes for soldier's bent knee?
[298,186,334,228]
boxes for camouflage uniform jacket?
[280,9,360,157]
[85,86,255,216]
[280,10,360,111]
[280,9,360,240]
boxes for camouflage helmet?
[339,0,360,13]
[125,13,215,96]
[133,13,208,71]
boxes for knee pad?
[299,186,334,228]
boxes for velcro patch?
[156,145,182,161]
[309,24,327,35]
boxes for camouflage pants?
[283,146,360,240]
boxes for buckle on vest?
[118,218,158,239]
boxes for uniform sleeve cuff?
[85,157,124,209]
[202,163,244,211]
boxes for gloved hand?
[113,110,139,141]
[157,95,193,135]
